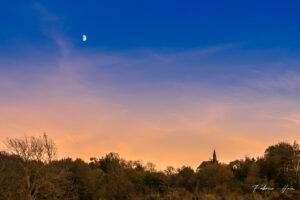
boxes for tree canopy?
[0,134,299,200]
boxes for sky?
[1,1,300,169]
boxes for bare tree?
[5,133,57,163]
[4,133,58,200]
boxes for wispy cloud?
[1,15,300,167]
[32,2,71,56]
[249,70,300,93]
[33,2,59,21]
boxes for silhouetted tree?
[260,142,298,187]
[1,135,299,199]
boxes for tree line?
[0,133,299,200]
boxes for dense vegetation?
[0,134,299,200]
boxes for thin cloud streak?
[1,45,300,168]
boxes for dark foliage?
[0,135,299,200]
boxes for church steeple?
[212,149,217,163]
[197,148,219,171]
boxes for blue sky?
[1,1,300,167]
[2,1,300,49]
[1,1,300,87]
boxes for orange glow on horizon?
[1,85,299,169]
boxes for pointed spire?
[213,149,217,163]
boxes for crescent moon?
[82,34,87,42]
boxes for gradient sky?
[1,1,300,169]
